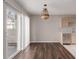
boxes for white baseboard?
[8,42,30,59]
[8,49,21,59]
[22,42,30,50]
[30,41,60,43]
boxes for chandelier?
[41,0,49,20]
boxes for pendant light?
[41,0,49,20]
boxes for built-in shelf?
[61,16,76,45]
[62,16,75,28]
[63,33,72,45]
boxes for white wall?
[30,16,62,42]
[30,15,76,43]
[22,15,30,49]
[4,0,28,15]
[24,16,30,48]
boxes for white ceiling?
[16,0,76,15]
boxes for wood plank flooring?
[13,43,75,59]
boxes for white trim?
[22,42,30,50]
[8,49,21,59]
[30,41,60,43]
[8,42,30,59]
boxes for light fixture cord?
[43,0,48,8]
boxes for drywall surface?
[4,0,29,15]
[30,15,76,43]
[22,16,30,49]
[30,16,62,42]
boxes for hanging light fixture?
[41,0,49,20]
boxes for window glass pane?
[6,9,17,29]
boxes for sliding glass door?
[3,3,22,59]
[6,7,18,58]
[4,2,30,59]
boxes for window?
[6,9,17,30]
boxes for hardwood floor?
[13,43,75,59]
